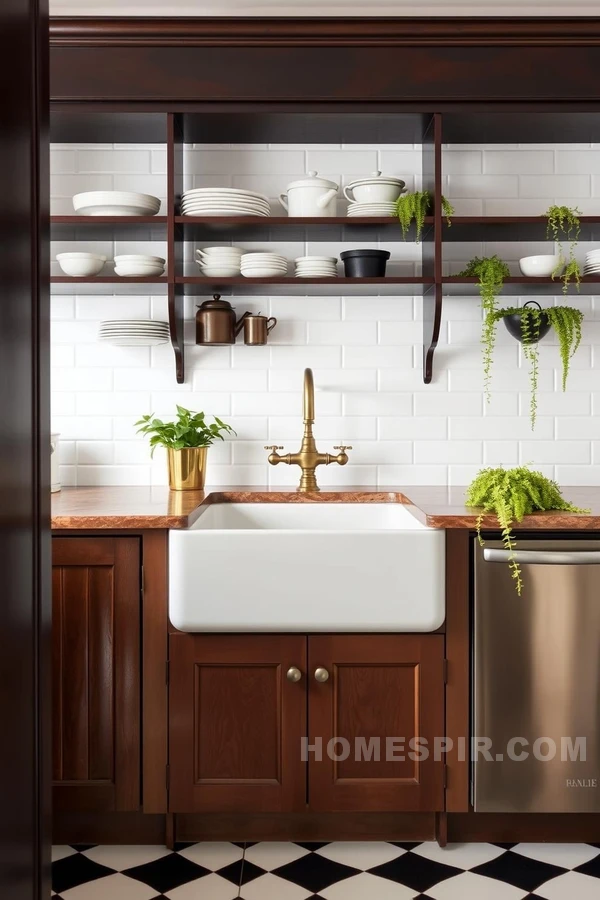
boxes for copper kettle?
[195,295,251,345]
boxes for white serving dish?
[182,208,270,218]
[169,503,445,632]
[56,252,107,277]
[279,171,339,218]
[518,254,562,277]
[73,191,161,216]
[199,266,242,277]
[114,264,165,277]
[241,268,288,278]
[344,171,405,204]
[114,254,165,265]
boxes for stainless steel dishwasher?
[473,538,600,812]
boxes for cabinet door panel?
[52,537,140,812]
[308,634,444,812]
[169,634,306,813]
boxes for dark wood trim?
[141,531,169,813]
[50,17,600,47]
[444,529,471,813]
[53,811,166,845]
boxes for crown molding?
[49,16,600,47]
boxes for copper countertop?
[50,485,600,531]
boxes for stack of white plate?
[584,249,600,275]
[73,191,161,216]
[181,188,271,217]
[114,254,165,277]
[195,246,243,277]
[347,201,397,217]
[294,255,338,278]
[241,252,288,278]
[98,320,170,347]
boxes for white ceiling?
[49,0,600,16]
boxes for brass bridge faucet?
[265,368,352,492]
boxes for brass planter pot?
[167,447,207,491]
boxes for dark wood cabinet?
[308,634,445,812]
[52,537,141,812]
[168,633,444,815]
[168,634,306,813]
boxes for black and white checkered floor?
[52,841,600,899]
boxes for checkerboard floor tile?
[52,841,600,899]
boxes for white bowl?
[518,254,562,277]
[344,172,405,204]
[114,264,165,277]
[197,247,243,256]
[56,252,106,277]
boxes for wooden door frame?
[0,0,50,897]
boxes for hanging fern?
[457,255,511,402]
[544,205,582,293]
[466,466,589,594]
[484,304,584,429]
[395,191,455,242]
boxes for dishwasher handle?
[483,548,600,565]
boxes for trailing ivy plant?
[466,466,589,595]
[457,255,511,401]
[544,204,582,293]
[395,190,455,242]
[484,305,584,429]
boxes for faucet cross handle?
[264,445,284,451]
[333,445,353,452]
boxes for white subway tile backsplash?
[51,141,600,485]
[343,393,412,417]
[308,321,377,345]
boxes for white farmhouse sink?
[169,503,445,632]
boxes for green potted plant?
[135,405,236,491]
[485,301,583,428]
[466,466,589,594]
[395,190,454,242]
[544,204,582,292]
[457,255,511,400]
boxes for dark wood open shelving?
[48,105,600,384]
[177,276,432,297]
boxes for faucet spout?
[303,367,315,423]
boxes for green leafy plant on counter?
[395,190,455,242]
[135,405,236,457]
[544,204,582,293]
[457,255,511,402]
[486,304,584,429]
[466,467,589,595]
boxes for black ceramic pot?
[340,249,391,277]
[503,300,551,344]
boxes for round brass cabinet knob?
[314,667,330,683]
[286,666,302,683]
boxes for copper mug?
[244,314,277,345]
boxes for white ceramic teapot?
[279,171,339,217]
